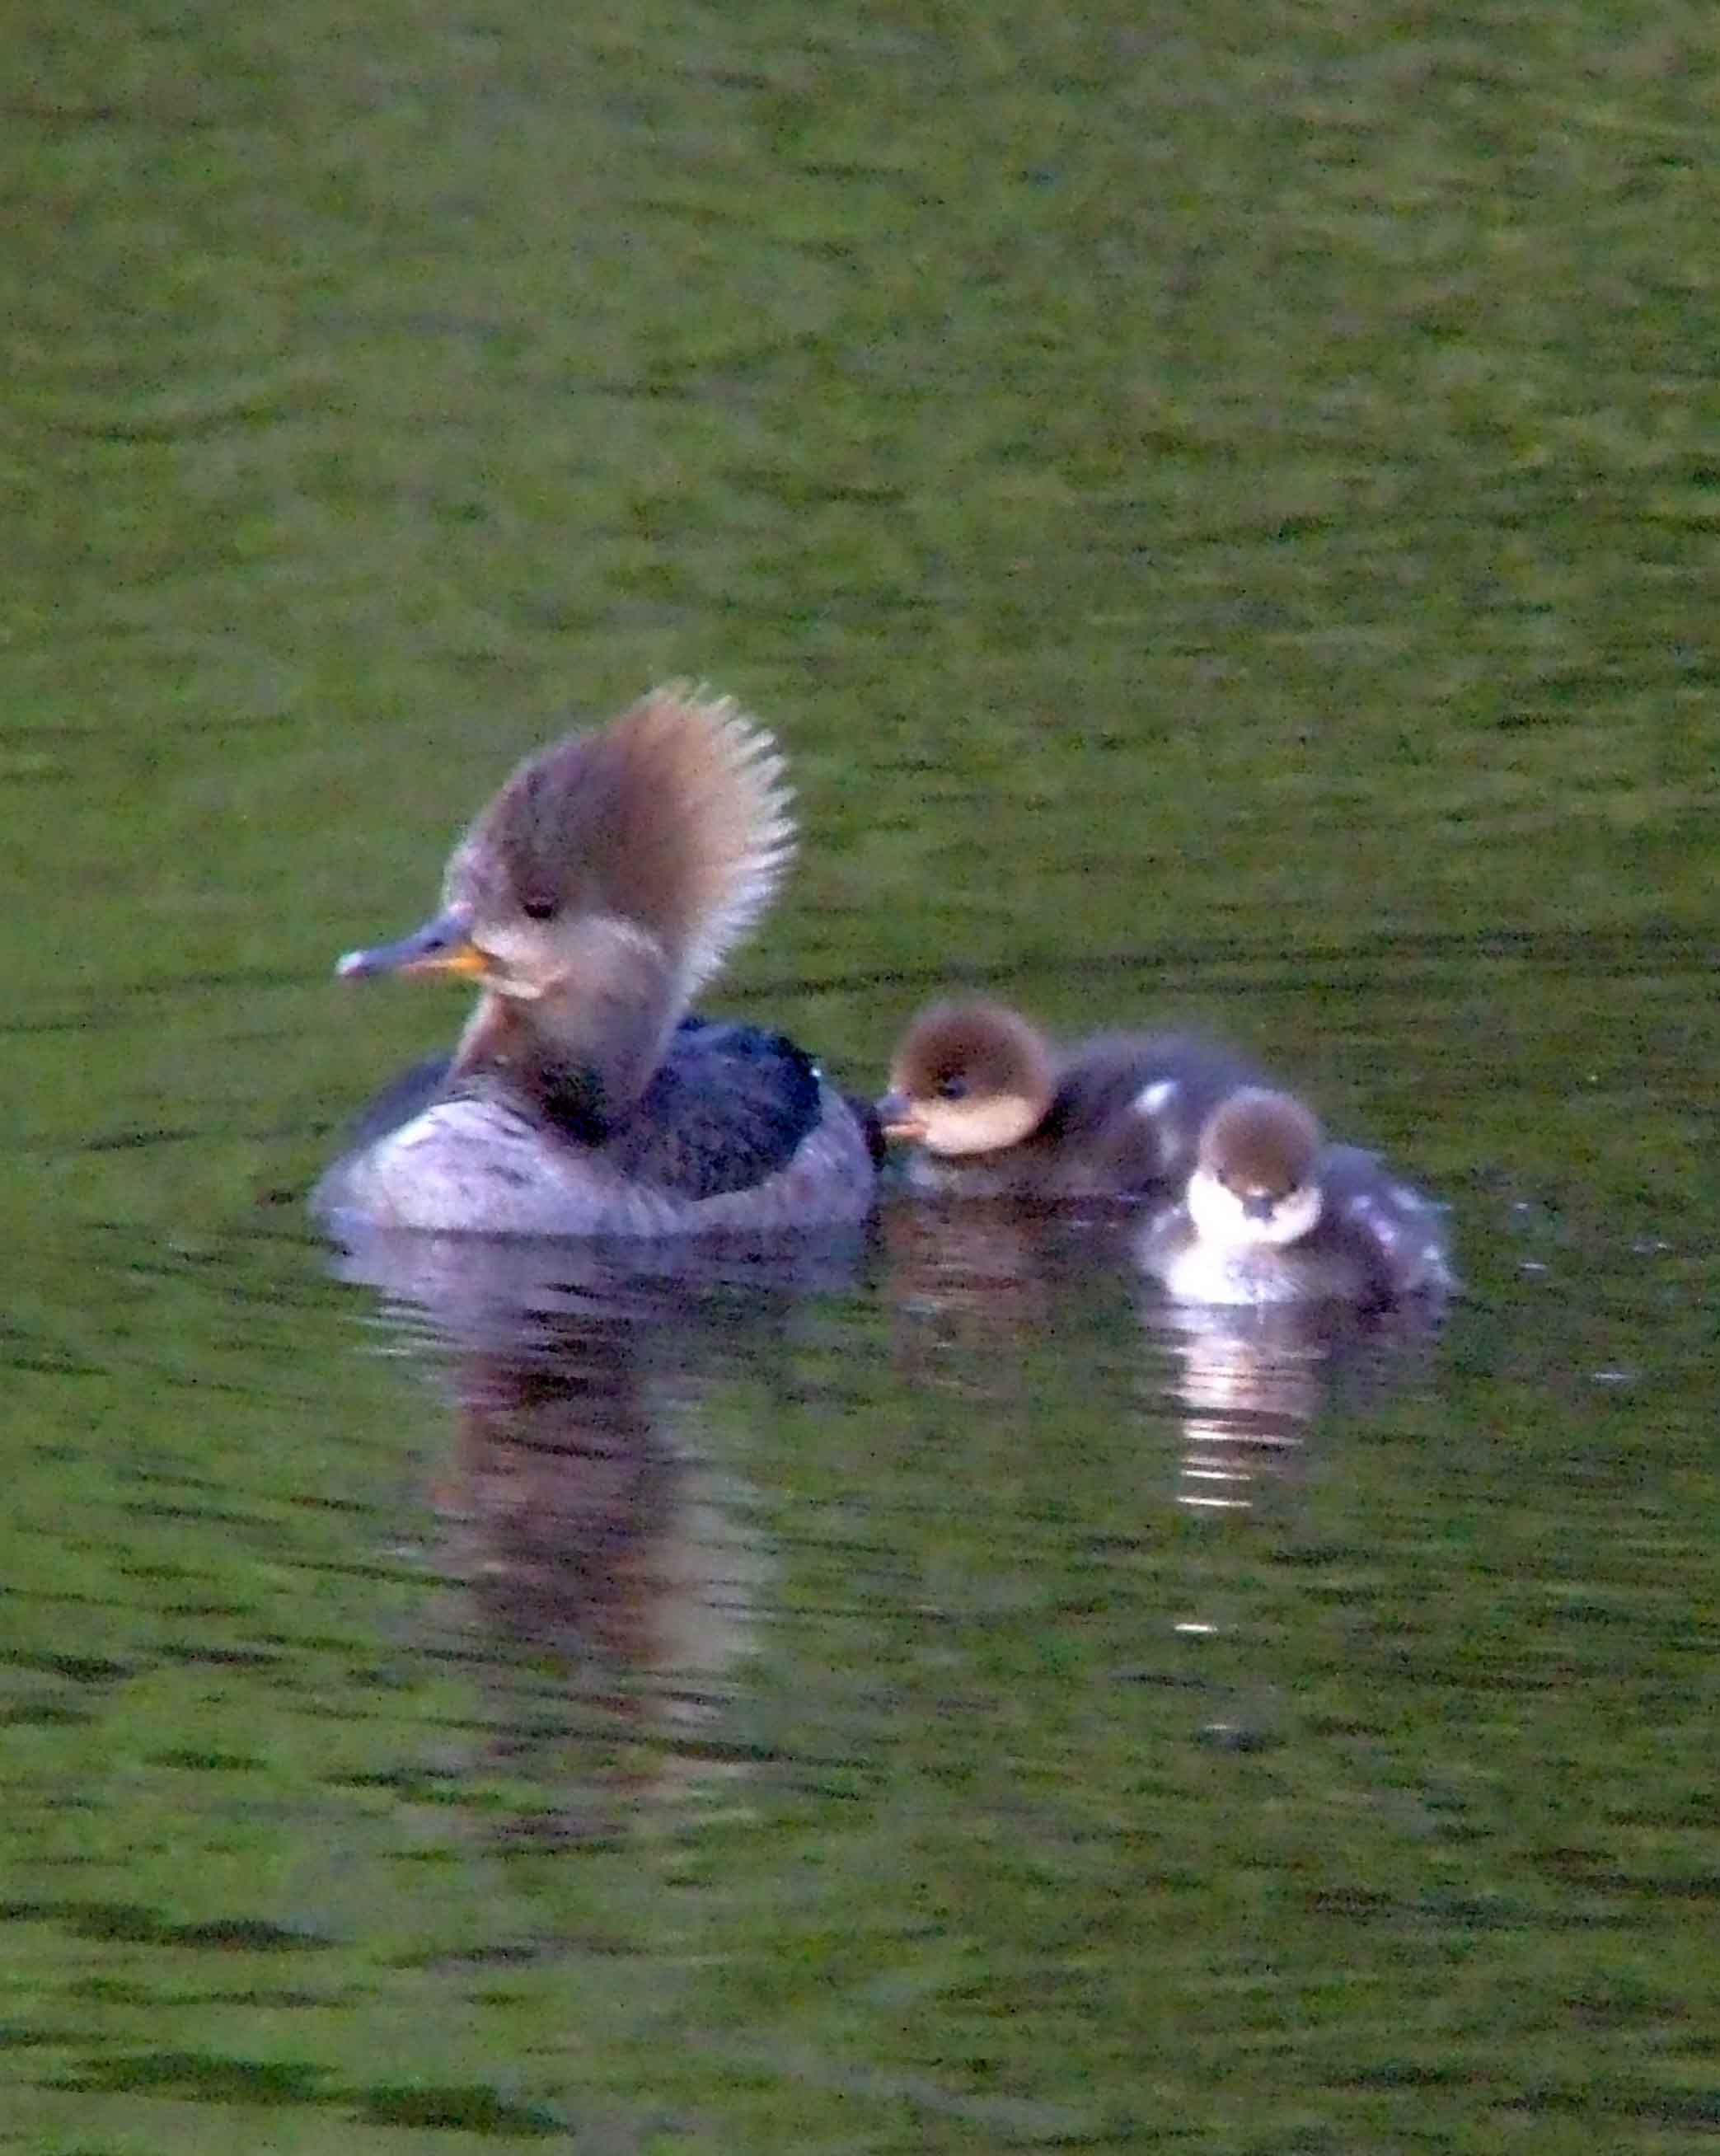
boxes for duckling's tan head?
[336,685,794,1113]
[877,1001,1057,1157]
[1188,1087,1324,1251]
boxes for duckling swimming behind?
[313,686,878,1236]
[877,999,1263,1201]
[1136,1086,1455,1308]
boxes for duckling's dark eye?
[520,895,558,922]
[935,1076,969,1103]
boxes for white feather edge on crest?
[644,681,798,1000]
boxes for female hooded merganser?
[1136,1086,1455,1308]
[876,999,1263,1201]
[313,686,878,1236]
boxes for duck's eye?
[935,1076,969,1103]
[520,895,558,922]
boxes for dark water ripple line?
[40,2045,574,2135]
[755,921,1716,1001]
[28,373,327,443]
[0,1904,331,1952]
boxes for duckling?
[313,685,878,1236]
[876,999,1263,1201]
[1137,1086,1455,1308]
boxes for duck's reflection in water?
[328,1226,870,1839]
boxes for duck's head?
[876,1001,1057,1157]
[1186,1088,1323,1250]
[336,685,794,1117]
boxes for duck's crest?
[630,683,796,998]
[457,682,795,1004]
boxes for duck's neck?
[452,919,682,1132]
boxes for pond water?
[7,3,1718,2151]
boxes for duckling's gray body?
[883,1002,1262,1202]
[1138,1142,1455,1309]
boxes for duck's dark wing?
[602,1019,827,1200]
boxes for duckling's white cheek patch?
[1135,1079,1179,1119]
[1264,1182,1323,1249]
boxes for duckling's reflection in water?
[881,1195,1140,1390]
[1138,1290,1450,1516]
[879,1194,1445,1512]
[329,1226,868,1838]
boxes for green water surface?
[5,2,1718,2150]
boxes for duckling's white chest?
[1146,1228,1317,1306]
[1137,1204,1372,1307]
